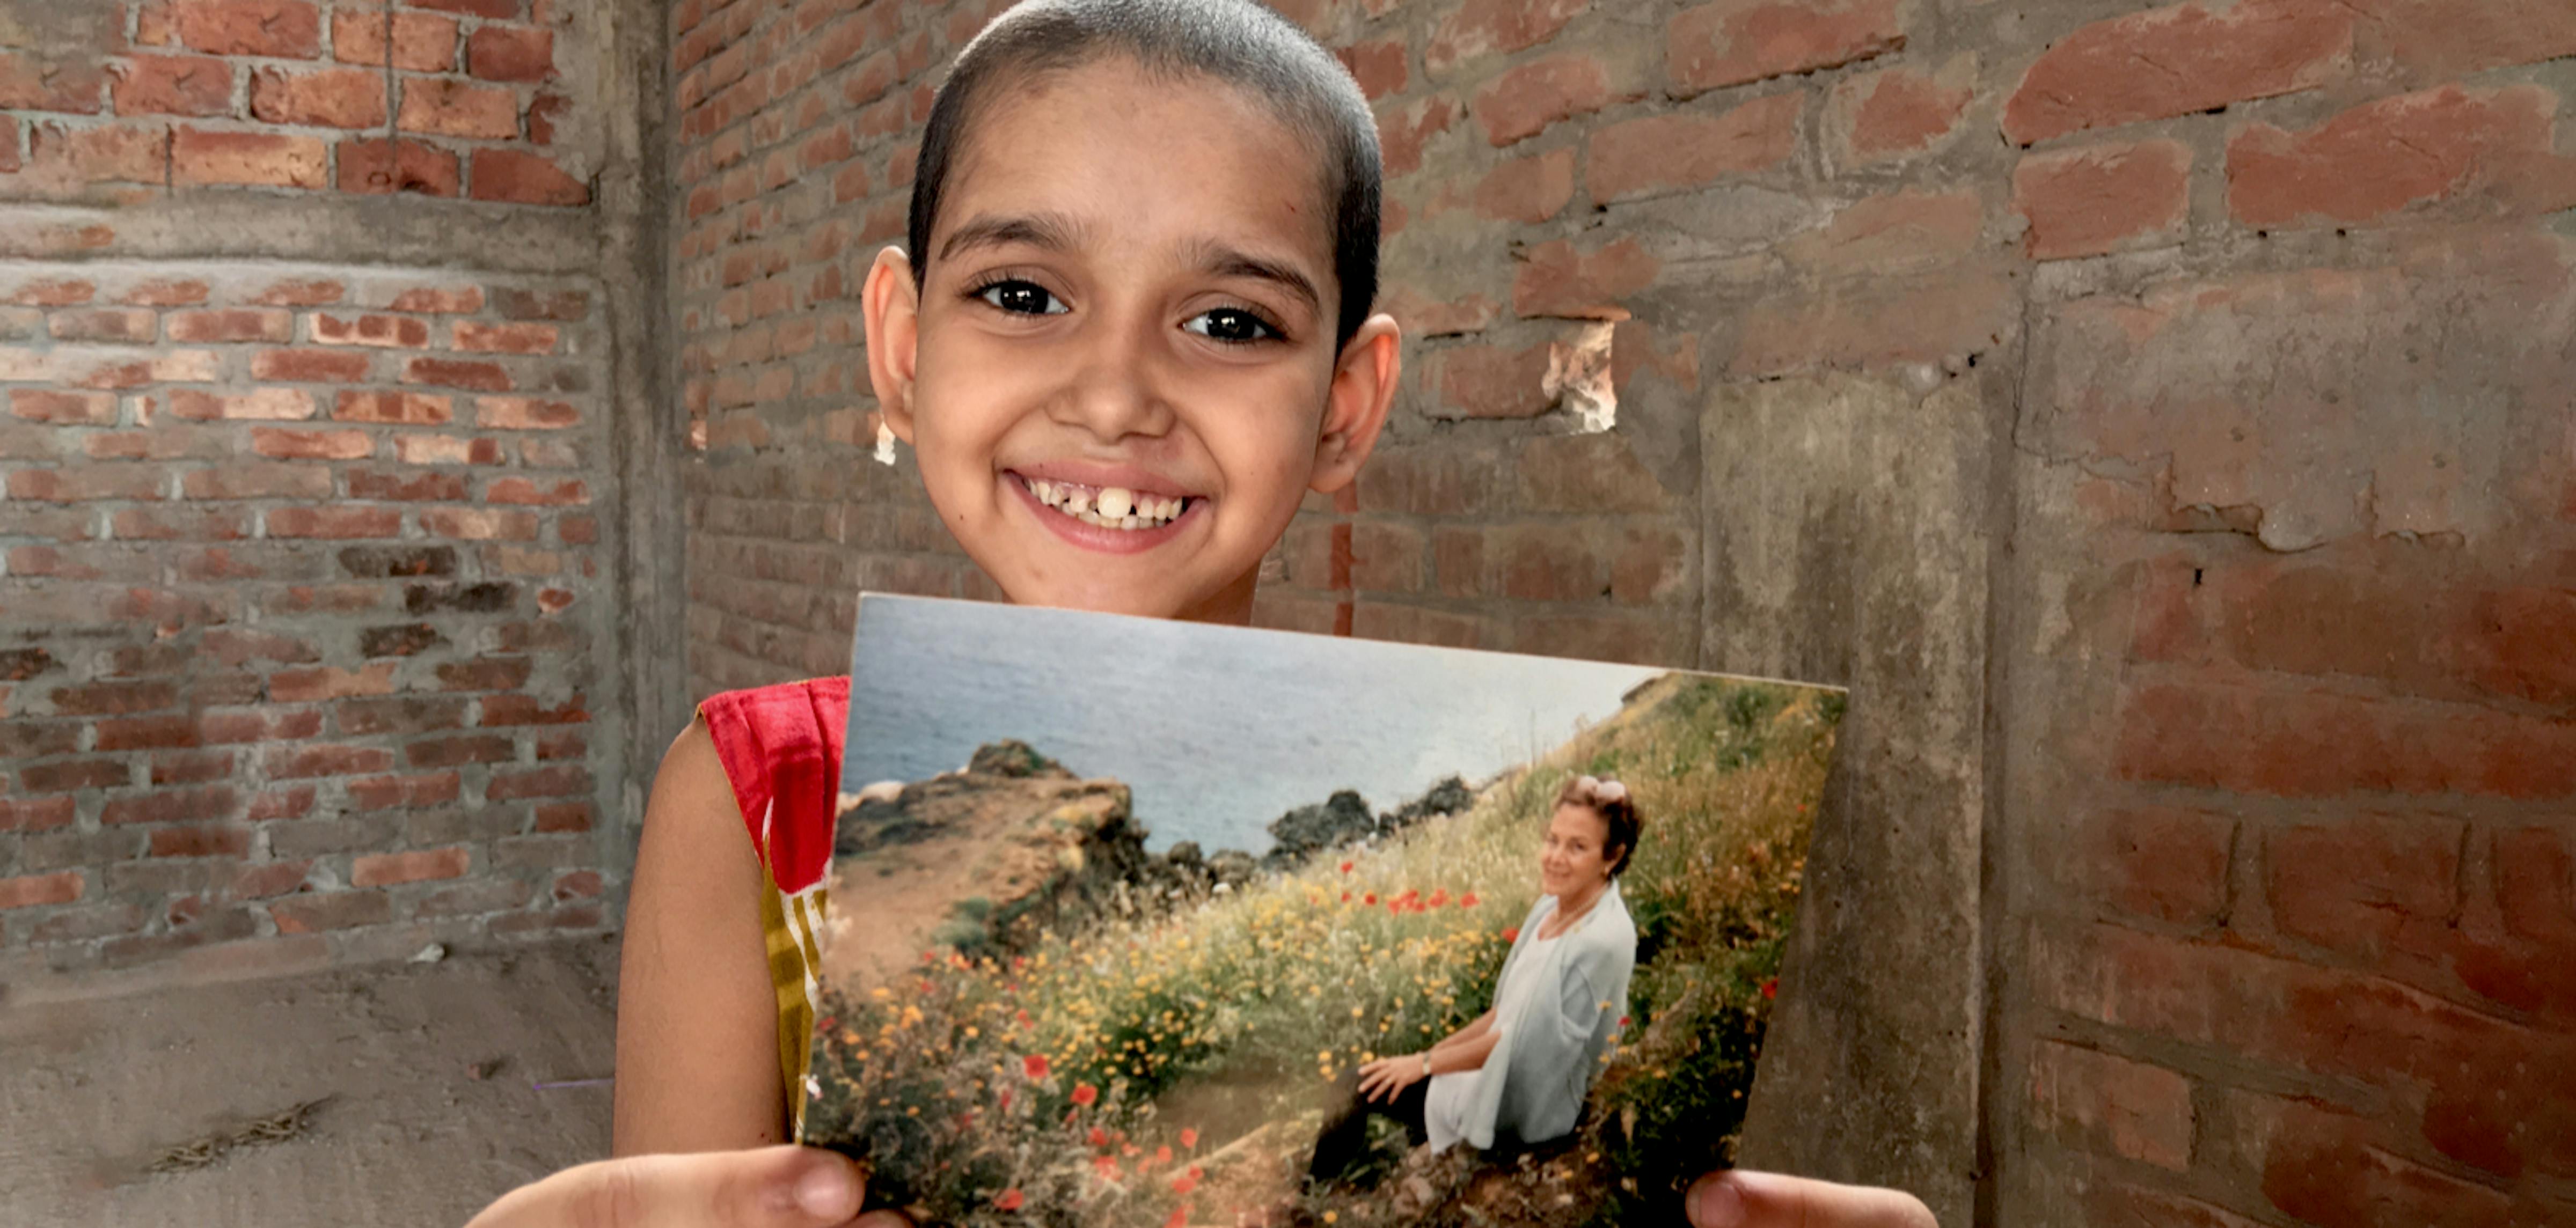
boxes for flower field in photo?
[803,673,1841,1226]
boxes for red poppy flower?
[1172,1173,1199,1195]
[1016,1009,1033,1028]
[1024,1054,1050,1079]
[1096,1155,1120,1178]
[1503,926,1520,942]
[1155,1145,1174,1165]
[1761,978,1779,1000]
[1340,861,1353,873]
[1089,1127,1109,1147]
[1341,892,1352,902]
[1180,1127,1199,1149]
[1072,1083,1098,1106]
[1618,1016,1632,1029]
[1363,893,1377,906]
[994,1189,1026,1211]
[816,1016,837,1032]
[1166,1207,1191,1228]
[1428,889,1449,908]
[1188,1165,1204,1180]
[1461,893,1480,908]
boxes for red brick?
[23,121,169,186]
[467,24,554,82]
[423,507,539,541]
[1587,93,1801,204]
[252,278,345,306]
[475,396,578,429]
[11,389,118,424]
[549,869,603,902]
[8,466,165,502]
[48,308,156,342]
[232,859,312,898]
[2003,0,2353,146]
[114,279,208,307]
[2227,84,2576,228]
[405,733,514,767]
[152,749,239,783]
[334,391,453,424]
[2029,1042,2194,1171]
[359,623,444,657]
[2266,819,2460,959]
[345,469,458,506]
[397,78,516,138]
[18,758,130,792]
[252,66,384,128]
[2346,0,2576,80]
[2117,681,2576,799]
[1472,54,1628,147]
[0,797,78,833]
[2494,827,2574,945]
[1831,57,1975,166]
[2082,807,2232,926]
[269,663,397,702]
[2459,588,2576,707]
[1335,37,1407,101]
[149,823,252,858]
[172,127,327,188]
[352,845,469,887]
[387,285,485,314]
[1513,237,1657,319]
[0,52,108,114]
[268,889,391,933]
[1496,523,1606,600]
[312,313,430,348]
[173,0,323,57]
[1374,95,1457,179]
[252,348,372,383]
[179,464,333,504]
[339,696,470,736]
[485,476,587,505]
[1429,342,1552,420]
[0,871,84,911]
[402,357,510,392]
[491,289,588,321]
[409,0,521,15]
[2012,139,2193,260]
[0,121,17,174]
[1425,0,1588,74]
[488,764,589,800]
[469,148,590,206]
[393,435,503,465]
[167,308,293,343]
[169,388,317,422]
[346,771,463,811]
[337,137,461,197]
[1730,267,2015,376]
[533,800,593,832]
[264,742,395,779]
[2263,1101,2514,1228]
[248,427,371,461]
[331,10,459,71]
[108,54,232,118]
[266,506,404,539]
[528,91,568,144]
[1669,0,1905,95]
[6,278,96,307]
[453,321,559,354]
[100,784,238,825]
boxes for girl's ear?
[862,246,923,444]
[1309,313,1402,495]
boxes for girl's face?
[1541,804,1616,898]
[862,57,1400,623]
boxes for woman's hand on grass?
[465,1145,914,1228]
[1686,1171,1936,1228]
[1353,1054,1426,1103]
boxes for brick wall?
[671,0,2576,1223]
[0,0,670,994]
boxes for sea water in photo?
[806,595,1846,1228]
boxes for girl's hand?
[1685,1171,1935,1228]
[1354,1054,1425,1103]
[465,1145,913,1228]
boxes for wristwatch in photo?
[1419,1053,1432,1078]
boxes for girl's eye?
[1184,307,1282,344]
[976,280,1066,316]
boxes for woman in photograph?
[1306,775,1642,1183]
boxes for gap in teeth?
[1025,476,1186,528]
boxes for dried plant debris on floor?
[150,1097,333,1174]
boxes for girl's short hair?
[1555,775,1643,878]
[909,0,1382,349]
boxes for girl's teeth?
[1026,475,1189,530]
[1099,487,1133,519]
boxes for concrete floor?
[0,937,619,1228]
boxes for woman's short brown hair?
[1554,775,1643,878]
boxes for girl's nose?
[1052,309,1175,442]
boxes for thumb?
[468,1145,902,1228]
[1686,1170,1937,1228]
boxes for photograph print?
[799,595,1847,1228]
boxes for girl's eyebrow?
[1180,239,1321,315]
[939,210,1091,261]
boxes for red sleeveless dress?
[696,676,851,1136]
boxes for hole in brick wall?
[2192,568,2203,586]
[1543,321,1617,435]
